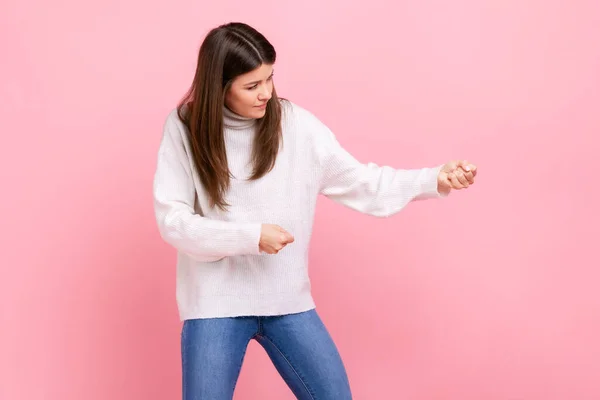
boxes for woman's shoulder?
[280,99,334,143]
[163,104,191,132]
[159,105,192,147]
[165,104,189,126]
[278,99,337,159]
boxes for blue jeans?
[181,309,352,399]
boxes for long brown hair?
[176,22,284,211]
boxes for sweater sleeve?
[308,112,447,217]
[153,112,262,261]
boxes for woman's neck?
[223,106,256,130]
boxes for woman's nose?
[258,87,271,101]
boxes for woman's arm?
[153,113,262,261]
[307,111,447,217]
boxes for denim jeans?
[181,309,352,399]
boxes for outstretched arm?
[312,115,476,216]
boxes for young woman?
[153,21,477,400]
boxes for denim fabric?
[181,309,352,399]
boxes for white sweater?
[153,100,445,320]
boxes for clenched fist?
[259,224,295,254]
[437,160,478,195]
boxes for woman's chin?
[251,108,267,118]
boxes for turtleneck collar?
[223,106,257,130]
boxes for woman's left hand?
[437,160,477,195]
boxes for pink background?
[2,0,599,399]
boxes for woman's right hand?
[259,224,295,254]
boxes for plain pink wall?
[2,0,599,399]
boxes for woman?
[153,21,477,400]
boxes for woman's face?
[225,63,274,119]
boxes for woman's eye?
[248,84,258,90]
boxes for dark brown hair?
[176,22,284,210]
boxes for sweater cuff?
[419,165,449,199]
[240,222,263,255]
